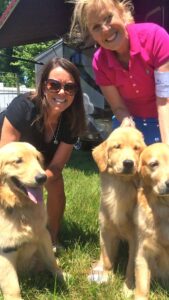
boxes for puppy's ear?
[138,153,147,181]
[140,138,147,152]
[0,152,5,176]
[138,152,143,173]
[38,152,45,167]
[92,141,108,172]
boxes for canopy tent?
[0,0,73,49]
[0,0,168,50]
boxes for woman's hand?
[120,116,136,128]
[100,85,132,123]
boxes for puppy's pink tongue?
[26,187,43,204]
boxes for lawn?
[1,149,169,299]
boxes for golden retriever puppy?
[90,127,146,292]
[0,142,63,300]
[135,143,169,300]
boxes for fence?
[0,72,34,112]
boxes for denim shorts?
[112,116,161,145]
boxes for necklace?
[49,116,62,145]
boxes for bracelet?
[154,70,169,97]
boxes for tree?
[0,0,10,14]
[0,0,12,77]
[0,1,57,87]
[0,41,57,87]
[12,41,56,87]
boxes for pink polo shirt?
[92,23,169,118]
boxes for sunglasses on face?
[45,79,78,96]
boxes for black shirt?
[0,93,77,165]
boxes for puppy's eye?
[113,144,121,149]
[149,161,159,168]
[15,157,23,164]
[134,145,140,151]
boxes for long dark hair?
[31,57,86,136]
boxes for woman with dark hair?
[0,57,86,249]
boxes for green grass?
[1,149,169,299]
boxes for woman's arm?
[45,142,74,182]
[155,60,169,144]
[0,117,21,147]
[100,85,135,127]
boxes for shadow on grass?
[60,219,99,249]
[21,271,69,299]
[150,279,169,297]
[60,219,131,278]
[66,149,98,174]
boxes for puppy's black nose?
[35,173,47,185]
[123,159,134,170]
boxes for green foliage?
[0,71,18,86]
[0,40,56,88]
[12,41,56,87]
[0,0,10,15]
[0,48,14,73]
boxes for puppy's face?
[139,143,169,197]
[0,142,47,204]
[92,127,146,177]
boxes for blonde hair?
[69,0,134,46]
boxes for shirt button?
[136,90,139,93]
[133,83,136,87]
[129,75,133,79]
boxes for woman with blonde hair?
[70,0,169,145]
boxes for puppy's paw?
[54,269,72,284]
[3,295,23,300]
[62,271,72,282]
[134,295,148,300]
[87,264,114,284]
[122,282,134,298]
